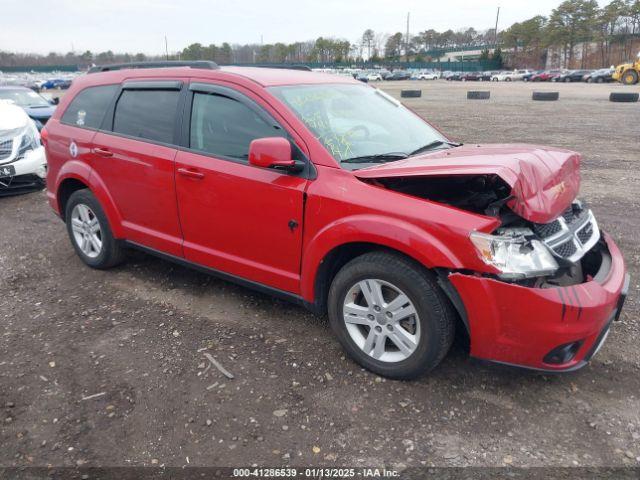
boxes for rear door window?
[113,89,180,144]
[61,85,118,129]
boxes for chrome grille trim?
[539,209,600,263]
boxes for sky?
[0,0,598,55]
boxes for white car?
[511,69,533,81]
[491,70,532,82]
[0,103,47,196]
[417,72,439,80]
[366,72,383,81]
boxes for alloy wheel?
[70,204,103,258]
[342,279,421,363]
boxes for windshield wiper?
[341,153,409,164]
[410,140,462,156]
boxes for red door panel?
[91,132,182,256]
[175,151,307,293]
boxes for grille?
[553,240,578,257]
[577,223,593,244]
[0,139,13,161]
[533,220,562,238]
[540,206,600,263]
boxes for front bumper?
[0,146,47,196]
[449,232,628,372]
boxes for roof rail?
[87,61,219,74]
[255,65,312,72]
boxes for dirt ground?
[1,80,639,471]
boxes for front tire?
[328,252,455,379]
[65,189,125,269]
[622,70,638,85]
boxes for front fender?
[300,214,463,302]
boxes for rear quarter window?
[61,85,118,129]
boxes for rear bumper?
[449,232,628,372]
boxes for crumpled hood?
[353,144,581,223]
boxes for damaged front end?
[354,146,628,371]
[471,200,603,288]
[361,173,602,289]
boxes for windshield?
[269,84,448,168]
[0,89,50,108]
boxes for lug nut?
[386,311,393,318]
[374,306,381,312]
[375,326,382,333]
[367,314,375,320]
[387,325,393,331]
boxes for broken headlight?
[470,228,559,280]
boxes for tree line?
[1,0,639,69]
[503,0,640,68]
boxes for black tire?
[467,90,490,100]
[596,77,604,83]
[65,189,125,269]
[621,70,639,85]
[609,92,639,102]
[327,251,456,379]
[400,89,422,98]
[532,91,559,101]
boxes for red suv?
[43,61,628,379]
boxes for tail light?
[40,127,49,147]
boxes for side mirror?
[50,97,59,105]
[249,137,301,172]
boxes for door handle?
[93,147,113,157]
[177,168,205,180]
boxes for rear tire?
[65,189,125,269]
[327,251,456,379]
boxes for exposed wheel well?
[57,178,89,219]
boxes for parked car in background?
[416,71,438,80]
[355,73,369,83]
[40,78,72,90]
[491,71,509,81]
[553,70,591,82]
[460,72,482,81]
[585,68,615,83]
[0,86,57,130]
[366,72,383,82]
[491,70,526,81]
[0,103,47,195]
[530,70,563,82]
[387,70,411,81]
[522,71,537,81]
[446,72,462,81]
[511,69,533,81]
